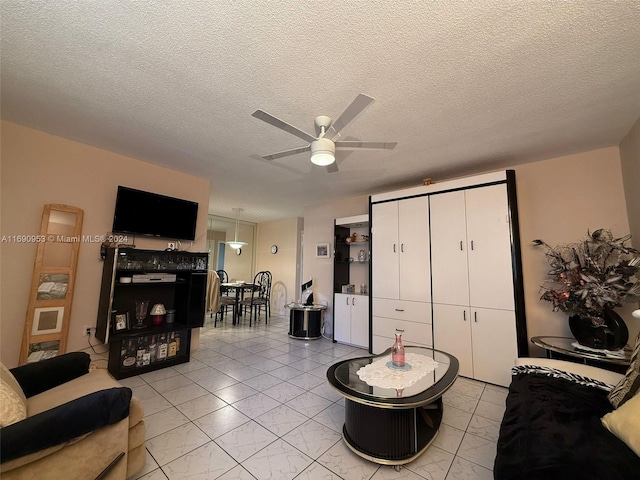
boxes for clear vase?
[392,329,405,367]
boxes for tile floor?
[123,313,507,480]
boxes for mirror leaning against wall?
[206,214,256,283]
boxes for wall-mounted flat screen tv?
[112,186,198,241]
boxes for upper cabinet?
[371,196,430,302]
[430,184,514,310]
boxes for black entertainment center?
[94,187,207,378]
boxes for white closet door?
[430,191,469,306]
[371,202,399,299]
[433,303,473,378]
[471,308,518,387]
[398,196,431,302]
[465,184,515,310]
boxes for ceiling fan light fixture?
[225,208,248,250]
[310,138,336,166]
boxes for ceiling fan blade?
[261,145,310,161]
[335,141,398,150]
[252,110,317,143]
[324,94,375,139]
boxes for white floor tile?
[456,433,497,470]
[144,407,190,440]
[445,456,493,480]
[286,391,333,417]
[282,419,342,459]
[242,438,313,480]
[145,422,210,466]
[194,404,251,439]
[317,440,380,480]
[255,404,309,436]
[215,420,278,462]
[162,441,237,480]
[175,393,227,420]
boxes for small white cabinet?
[432,304,517,386]
[334,293,369,348]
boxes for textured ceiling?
[2,1,640,223]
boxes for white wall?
[302,195,369,335]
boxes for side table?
[531,336,631,373]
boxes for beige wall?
[1,122,210,367]
[255,217,303,315]
[620,116,640,249]
[303,195,369,336]
[512,147,637,353]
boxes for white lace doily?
[356,353,439,390]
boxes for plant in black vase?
[534,228,640,350]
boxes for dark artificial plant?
[534,228,640,326]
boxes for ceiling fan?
[252,93,397,173]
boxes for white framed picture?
[31,306,64,336]
[316,243,330,258]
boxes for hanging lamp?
[226,208,247,250]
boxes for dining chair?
[214,269,235,326]
[239,271,272,326]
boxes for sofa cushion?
[495,372,640,479]
[10,352,90,398]
[602,391,640,456]
[1,387,131,463]
[0,364,27,427]
[608,331,640,408]
[27,368,123,416]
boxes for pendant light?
[226,208,247,250]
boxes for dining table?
[221,282,257,325]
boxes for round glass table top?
[327,346,459,407]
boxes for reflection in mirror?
[207,215,256,282]
[46,211,78,236]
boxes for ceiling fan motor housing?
[310,137,335,166]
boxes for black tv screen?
[112,186,198,241]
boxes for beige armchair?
[1,352,145,480]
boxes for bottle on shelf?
[157,334,168,361]
[168,333,177,357]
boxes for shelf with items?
[108,326,190,379]
[96,246,207,379]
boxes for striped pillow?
[608,331,640,408]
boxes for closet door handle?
[460,241,463,251]
[395,308,405,312]
[352,297,355,306]
[346,297,349,305]
[471,240,475,251]
[474,311,478,322]
[401,243,404,252]
[463,310,467,321]
[393,243,396,253]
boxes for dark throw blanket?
[494,372,640,480]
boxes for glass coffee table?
[326,346,458,467]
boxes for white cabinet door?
[350,295,369,348]
[334,293,351,344]
[430,191,469,306]
[465,185,514,311]
[398,196,431,302]
[432,303,473,378]
[371,202,399,299]
[470,308,518,387]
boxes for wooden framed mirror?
[20,204,84,364]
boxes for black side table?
[531,336,631,373]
